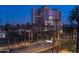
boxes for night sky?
[0,5,75,25]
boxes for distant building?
[32,6,61,32]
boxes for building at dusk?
[32,6,62,32]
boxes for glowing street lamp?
[60,30,63,34]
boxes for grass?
[57,39,76,53]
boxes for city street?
[9,41,53,53]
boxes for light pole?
[54,19,59,53]
[28,30,32,44]
[28,30,31,43]
[30,31,33,43]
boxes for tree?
[4,24,12,52]
[69,6,79,52]
[16,24,21,30]
[25,23,32,43]
[26,23,32,30]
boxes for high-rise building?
[32,6,61,32]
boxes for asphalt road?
[9,41,52,53]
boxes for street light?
[27,30,32,44]
[60,30,63,34]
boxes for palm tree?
[69,6,79,52]
[4,24,12,52]
[15,24,21,47]
[26,23,32,43]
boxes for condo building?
[32,6,61,32]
